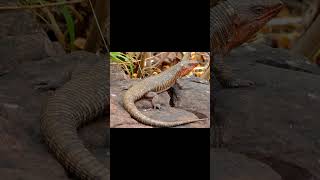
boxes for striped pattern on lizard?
[122,52,206,127]
[40,60,109,180]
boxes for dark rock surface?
[211,44,320,180]
[173,78,210,120]
[0,1,43,37]
[0,32,65,76]
[110,64,210,128]
[211,148,282,180]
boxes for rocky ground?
[0,2,109,179]
[211,43,320,180]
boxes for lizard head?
[178,60,199,77]
[227,0,284,49]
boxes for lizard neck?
[152,60,197,93]
[210,0,236,55]
[212,0,283,52]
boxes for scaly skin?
[40,60,109,180]
[123,53,204,127]
[210,0,284,88]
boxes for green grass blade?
[58,0,75,49]
[110,52,135,77]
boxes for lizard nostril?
[278,1,284,6]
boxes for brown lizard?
[123,52,207,127]
[210,0,284,88]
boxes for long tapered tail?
[40,60,109,180]
[123,97,206,128]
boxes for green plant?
[58,0,75,49]
[19,0,75,49]
[110,52,135,77]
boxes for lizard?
[210,0,284,88]
[122,52,207,128]
[40,60,109,180]
[210,0,284,147]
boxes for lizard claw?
[153,103,162,110]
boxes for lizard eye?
[252,6,265,14]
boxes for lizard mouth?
[180,63,198,77]
[259,3,284,22]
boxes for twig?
[87,0,109,52]
[67,5,84,22]
[143,52,168,62]
[42,7,65,47]
[29,8,49,24]
[0,0,85,10]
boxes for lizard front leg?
[145,91,171,110]
[213,55,254,88]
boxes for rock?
[173,77,210,120]
[0,32,65,75]
[212,43,320,179]
[211,148,282,180]
[0,1,42,37]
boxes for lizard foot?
[145,92,162,110]
[153,103,162,110]
[145,91,170,110]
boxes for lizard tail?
[123,98,206,128]
[40,61,109,180]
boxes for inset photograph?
[110,52,210,128]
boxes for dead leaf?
[74,37,86,49]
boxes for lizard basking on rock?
[40,60,109,180]
[210,0,284,88]
[123,52,207,127]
